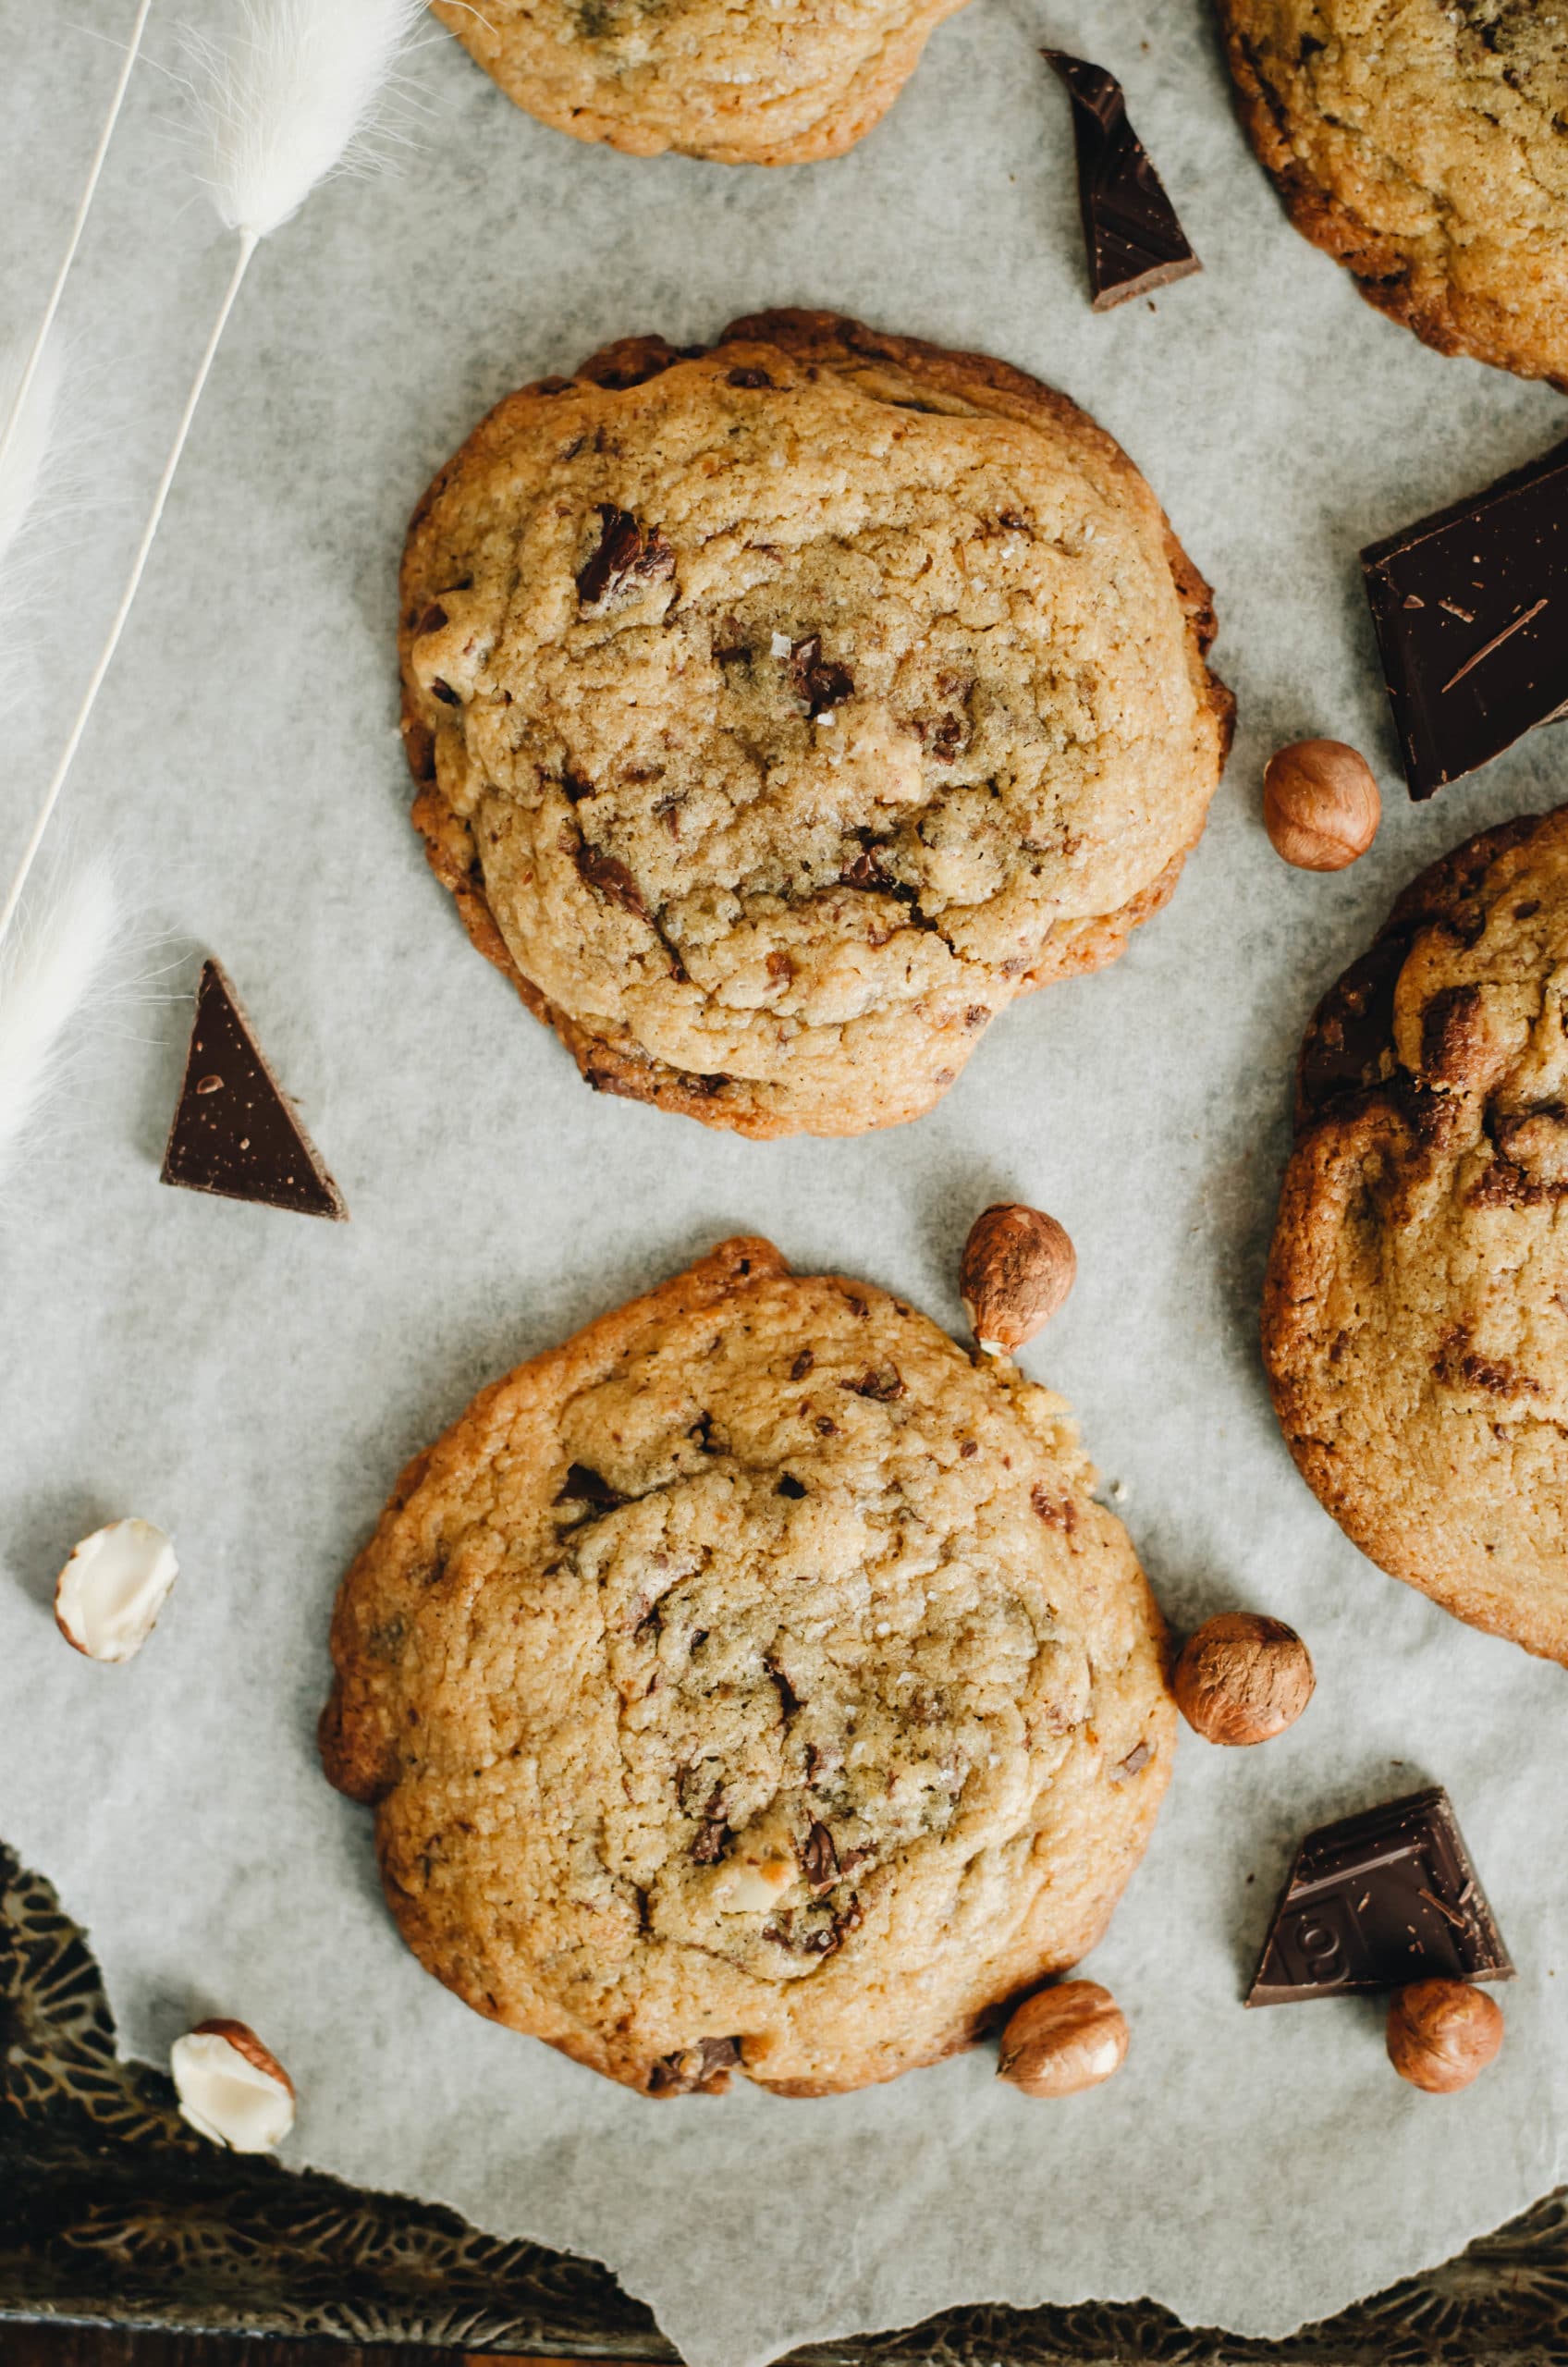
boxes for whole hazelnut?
[1386,1980,1503,2094]
[997,1981,1128,2098]
[1263,740,1381,871]
[1172,1613,1314,1746]
[961,1203,1075,1355]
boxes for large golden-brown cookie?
[1263,805,1568,1665]
[431,0,974,165]
[1218,0,1568,385]
[400,312,1232,1139]
[321,1237,1176,2096]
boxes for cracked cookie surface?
[431,0,974,164]
[400,311,1231,1139]
[1263,805,1568,1665]
[1219,0,1568,384]
[320,1236,1175,2095]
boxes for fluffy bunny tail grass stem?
[0,855,120,1190]
[0,235,256,949]
[0,0,154,493]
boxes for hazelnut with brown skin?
[961,1203,1075,1356]
[1264,740,1381,871]
[1386,1980,1503,2093]
[1172,1613,1314,1746]
[997,1981,1128,2098]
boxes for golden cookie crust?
[1218,0,1568,386]
[400,311,1233,1140]
[430,0,974,165]
[321,1237,1176,2097]
[1263,805,1568,1666]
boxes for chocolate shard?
[1043,52,1201,312]
[1247,1786,1513,2007]
[647,2035,741,2096]
[575,504,676,607]
[1362,438,1568,800]
[160,961,347,1221]
[555,1464,625,1511]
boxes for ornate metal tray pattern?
[4,1843,1567,2361]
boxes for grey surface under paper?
[1,3,1566,2361]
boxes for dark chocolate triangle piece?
[1247,1786,1513,2007]
[1044,52,1201,312]
[1362,437,1568,800]
[161,960,348,1221]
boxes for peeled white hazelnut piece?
[720,1856,799,1913]
[1263,740,1380,871]
[960,1203,1076,1356]
[998,1980,1129,2098]
[171,2019,296,2152]
[55,1519,178,1663]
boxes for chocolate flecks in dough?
[575,504,677,606]
[790,1349,815,1380]
[802,1820,839,1893]
[647,2035,741,2095]
[789,634,854,717]
[1362,439,1568,799]
[776,1473,808,1498]
[556,1464,626,1509]
[160,961,347,1222]
[1043,52,1202,311]
[841,1366,905,1402]
[575,843,650,920]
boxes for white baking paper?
[2,3,1566,2360]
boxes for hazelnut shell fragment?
[1172,1613,1315,1746]
[55,1518,178,1663]
[1386,1980,1503,2093]
[1263,740,1381,871]
[171,2019,297,2152]
[960,1203,1075,1355]
[997,1980,1128,2098]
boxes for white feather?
[0,857,120,1187]
[0,336,59,576]
[189,0,426,239]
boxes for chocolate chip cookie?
[430,0,973,165]
[321,1236,1175,2096]
[401,311,1232,1138]
[1219,0,1568,384]
[1263,805,1568,1665]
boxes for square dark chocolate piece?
[1362,437,1568,800]
[1247,1786,1513,2007]
[1043,52,1201,312]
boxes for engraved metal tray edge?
[6,1842,1568,2364]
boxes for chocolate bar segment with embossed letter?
[1247,1786,1513,2006]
